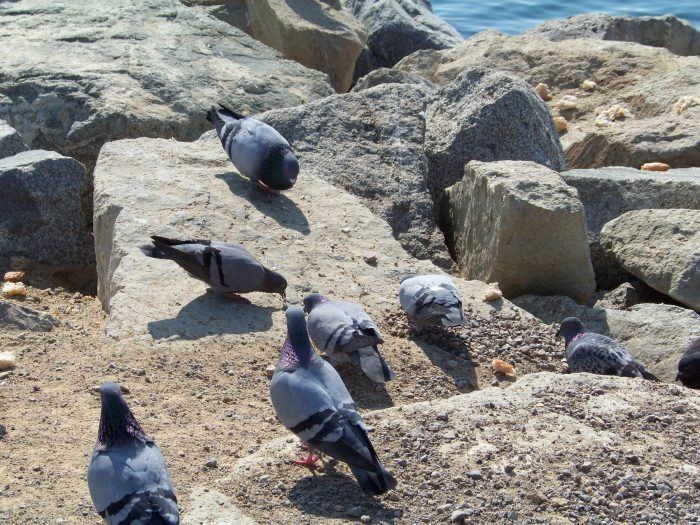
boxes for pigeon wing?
[208,244,266,293]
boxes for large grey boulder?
[345,0,463,81]
[562,167,700,288]
[442,161,595,302]
[259,82,451,266]
[0,150,93,270]
[0,0,333,171]
[600,209,700,311]
[396,31,700,170]
[0,120,28,160]
[526,13,700,56]
[425,68,567,192]
[216,372,700,523]
[513,294,700,382]
[93,134,518,339]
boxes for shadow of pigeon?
[412,338,479,391]
[287,468,398,522]
[147,292,276,340]
[215,171,310,235]
[333,364,395,411]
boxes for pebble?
[360,516,371,524]
[467,470,483,480]
[204,459,218,469]
[347,506,363,517]
[451,509,471,523]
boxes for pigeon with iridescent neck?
[207,104,299,195]
[303,293,396,383]
[399,274,466,330]
[270,307,397,496]
[557,317,658,380]
[87,382,179,525]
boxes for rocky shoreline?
[1,1,699,524]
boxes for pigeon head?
[96,382,149,449]
[303,292,328,313]
[280,306,314,367]
[677,338,700,389]
[262,145,298,190]
[282,149,299,187]
[399,273,418,284]
[262,268,288,299]
[557,317,586,345]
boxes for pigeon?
[206,104,299,194]
[87,382,179,525]
[677,336,700,389]
[303,293,396,383]
[557,317,658,380]
[270,306,397,496]
[140,236,287,302]
[399,274,466,330]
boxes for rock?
[592,281,665,310]
[0,150,93,269]
[512,294,700,382]
[525,14,700,56]
[259,82,451,266]
[352,67,437,92]
[244,0,366,92]
[425,68,567,193]
[442,160,594,302]
[182,486,257,525]
[562,167,700,288]
[451,509,470,523]
[182,0,253,35]
[0,301,57,332]
[0,0,333,171]
[93,134,525,339]
[600,209,700,311]
[346,0,462,81]
[396,31,700,169]
[0,119,28,160]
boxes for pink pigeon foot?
[291,452,319,469]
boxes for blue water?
[432,0,700,38]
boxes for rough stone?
[0,0,333,171]
[0,119,28,160]
[346,0,462,81]
[0,150,93,269]
[600,209,700,311]
[442,160,594,302]
[425,68,567,193]
[512,294,700,382]
[245,0,367,92]
[526,14,700,56]
[352,67,437,93]
[183,486,257,525]
[259,82,451,266]
[396,31,700,170]
[93,135,523,340]
[0,301,58,332]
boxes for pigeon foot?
[256,180,280,196]
[291,452,320,469]
[225,293,251,303]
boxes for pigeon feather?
[677,336,700,389]
[399,274,466,328]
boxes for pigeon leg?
[291,452,320,469]
[225,293,252,303]
[256,180,280,196]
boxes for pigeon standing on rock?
[140,236,287,302]
[399,274,466,330]
[207,104,299,194]
[270,307,397,496]
[303,293,396,383]
[557,317,658,380]
[87,382,179,525]
[677,337,700,389]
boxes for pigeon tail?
[640,369,660,382]
[139,244,166,259]
[349,463,397,496]
[206,103,245,133]
[358,346,396,383]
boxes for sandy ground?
[1,280,566,524]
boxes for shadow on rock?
[413,338,478,390]
[215,171,310,235]
[288,469,398,522]
[333,364,395,411]
[147,292,276,340]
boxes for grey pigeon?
[140,236,286,302]
[207,104,299,194]
[87,382,179,525]
[677,336,700,389]
[270,306,397,496]
[557,317,658,380]
[303,293,396,383]
[399,274,466,329]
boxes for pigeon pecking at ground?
[87,382,179,525]
[207,104,299,195]
[557,317,659,380]
[303,293,396,383]
[677,336,700,389]
[270,306,397,496]
[140,236,287,302]
[399,274,466,331]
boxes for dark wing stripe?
[212,248,227,287]
[323,323,347,352]
[220,124,234,147]
[290,408,335,434]
[102,489,178,524]
[150,236,211,247]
